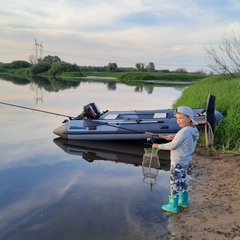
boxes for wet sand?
[164,147,240,240]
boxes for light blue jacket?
[158,126,199,165]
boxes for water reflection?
[0,73,30,85]
[0,137,171,240]
[53,138,170,171]
[0,74,116,92]
[0,74,187,95]
[0,77,181,240]
[54,138,170,192]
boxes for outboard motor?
[75,102,101,120]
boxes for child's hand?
[164,134,175,141]
[152,143,158,149]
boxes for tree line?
[1,55,202,76]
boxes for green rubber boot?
[178,191,189,207]
[162,195,178,213]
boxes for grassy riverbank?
[173,75,240,152]
[0,68,205,82]
[82,71,206,82]
[86,72,240,152]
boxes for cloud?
[1,0,240,71]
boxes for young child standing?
[152,106,199,213]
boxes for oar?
[0,101,74,119]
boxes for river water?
[0,75,186,240]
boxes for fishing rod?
[93,120,146,134]
[0,101,75,119]
[0,101,171,139]
[145,131,168,140]
[93,120,168,138]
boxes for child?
[152,106,199,213]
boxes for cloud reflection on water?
[0,78,176,239]
[0,156,169,239]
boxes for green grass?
[117,72,205,81]
[0,68,29,75]
[174,76,240,152]
[83,71,206,82]
[81,71,125,79]
[57,71,84,78]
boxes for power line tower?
[39,41,44,60]
[34,39,44,64]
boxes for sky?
[1,0,240,72]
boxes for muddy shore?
[164,147,240,240]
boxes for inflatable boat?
[53,94,223,141]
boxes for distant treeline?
[0,55,207,77]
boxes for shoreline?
[165,147,240,240]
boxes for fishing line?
[0,101,162,135]
[0,101,74,119]
[0,101,169,139]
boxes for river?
[0,75,186,240]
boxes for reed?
[174,76,240,152]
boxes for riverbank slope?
[165,147,240,240]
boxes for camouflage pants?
[170,163,190,197]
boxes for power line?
[43,50,207,68]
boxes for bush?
[3,60,31,69]
[29,62,51,75]
[48,61,80,75]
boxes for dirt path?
[165,147,240,240]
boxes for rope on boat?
[196,119,214,147]
[205,121,214,147]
